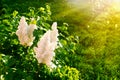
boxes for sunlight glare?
[111,0,120,11]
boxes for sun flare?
[91,0,120,12]
[111,0,120,11]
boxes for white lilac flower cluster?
[16,16,37,46]
[16,16,58,67]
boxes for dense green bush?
[0,5,80,80]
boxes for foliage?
[0,5,79,80]
[53,66,80,80]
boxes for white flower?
[16,16,37,46]
[34,22,58,67]
[50,22,59,49]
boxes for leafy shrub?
[0,5,80,80]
